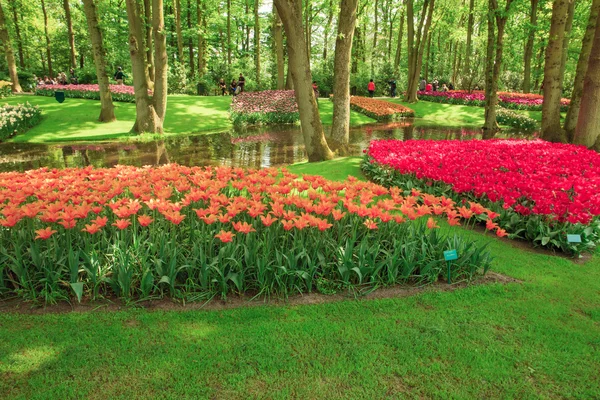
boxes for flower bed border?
[35,84,147,103]
[349,96,415,121]
[0,103,42,142]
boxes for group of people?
[36,69,78,86]
[367,78,398,98]
[219,74,246,96]
[419,78,454,92]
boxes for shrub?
[0,165,494,303]
[0,103,42,142]
[495,108,538,131]
[0,81,12,98]
[362,139,600,255]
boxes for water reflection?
[0,123,534,172]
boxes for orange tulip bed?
[0,165,495,303]
[350,96,415,121]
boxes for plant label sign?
[444,250,458,261]
[567,234,582,243]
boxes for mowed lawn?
[1,158,599,399]
[4,95,375,143]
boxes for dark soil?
[0,272,519,315]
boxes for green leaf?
[70,282,84,303]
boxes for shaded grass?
[1,158,599,399]
[5,95,375,144]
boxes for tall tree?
[9,0,24,69]
[254,0,260,86]
[331,0,359,152]
[227,0,232,69]
[274,0,334,162]
[197,0,206,77]
[564,0,600,141]
[573,10,600,150]
[144,0,155,83]
[0,0,21,93]
[41,0,53,78]
[405,0,435,103]
[323,0,334,60]
[394,2,405,75]
[273,4,285,89]
[63,0,77,69]
[82,0,115,122]
[523,0,538,93]
[125,0,168,133]
[482,0,513,138]
[462,0,475,89]
[174,0,184,61]
[187,0,195,77]
[541,0,573,143]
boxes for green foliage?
[34,87,136,103]
[361,155,600,256]
[230,111,300,126]
[496,107,538,131]
[168,61,189,94]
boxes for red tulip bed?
[0,164,496,303]
[350,96,415,121]
[231,90,299,126]
[35,84,151,103]
[417,90,570,112]
[362,139,600,254]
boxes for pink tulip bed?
[230,90,299,126]
[35,84,152,103]
[417,90,570,112]
[362,139,600,254]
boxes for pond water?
[0,122,532,173]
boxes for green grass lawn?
[5,95,375,144]
[1,157,599,399]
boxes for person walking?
[114,67,126,85]
[69,68,78,85]
[388,78,397,98]
[312,81,319,103]
[419,78,426,91]
[425,82,433,91]
[219,79,227,95]
[368,79,376,98]
[230,79,238,96]
[238,73,246,92]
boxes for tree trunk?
[523,0,538,93]
[9,0,24,69]
[63,0,77,69]
[285,61,294,89]
[254,0,260,86]
[462,0,475,89]
[274,0,334,162]
[573,11,600,149]
[174,0,184,61]
[0,0,21,93]
[125,0,163,133]
[273,5,285,89]
[331,0,359,153]
[541,0,572,143]
[41,0,53,78]
[405,0,435,103]
[197,0,205,77]
[424,33,431,81]
[188,0,195,78]
[394,7,404,75]
[558,0,575,90]
[82,0,115,122]
[483,0,513,138]
[564,0,600,141]
[323,0,334,60]
[152,0,168,123]
[144,0,155,83]
[227,0,231,69]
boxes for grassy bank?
[1,157,598,399]
[3,95,375,144]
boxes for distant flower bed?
[231,90,299,125]
[496,108,538,131]
[0,103,42,142]
[350,96,415,121]
[417,90,570,112]
[362,139,600,254]
[0,164,495,303]
[35,84,152,103]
